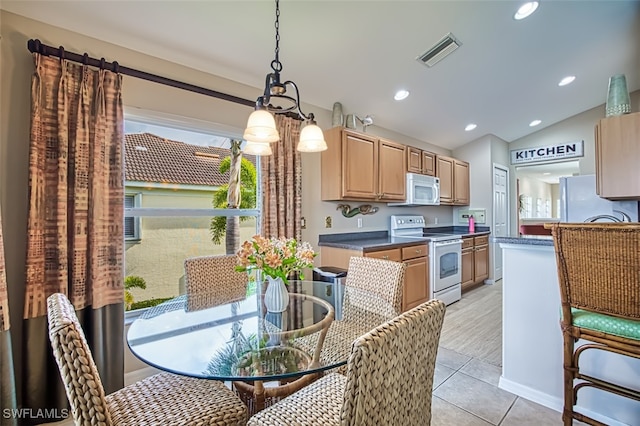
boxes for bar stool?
[547,223,640,425]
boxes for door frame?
[491,163,510,283]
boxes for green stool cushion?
[572,308,640,340]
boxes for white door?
[493,164,509,281]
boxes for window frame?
[124,193,142,241]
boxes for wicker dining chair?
[184,254,248,310]
[547,223,640,425]
[303,256,406,374]
[247,298,446,426]
[47,293,248,426]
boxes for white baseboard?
[498,376,631,426]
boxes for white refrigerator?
[559,174,639,222]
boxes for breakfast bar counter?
[495,237,640,426]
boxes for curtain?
[260,115,303,327]
[1,204,17,426]
[18,53,125,424]
[260,115,303,241]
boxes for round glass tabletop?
[127,280,339,381]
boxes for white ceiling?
[3,1,639,150]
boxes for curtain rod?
[27,39,255,108]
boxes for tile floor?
[48,281,586,425]
[431,346,579,425]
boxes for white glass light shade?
[243,140,273,156]
[244,109,280,143]
[297,123,327,152]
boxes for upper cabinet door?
[407,146,422,173]
[454,160,470,205]
[378,138,406,201]
[342,131,378,199]
[436,155,454,204]
[422,151,435,176]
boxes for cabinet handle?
[382,255,389,259]
[415,249,422,254]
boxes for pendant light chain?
[244,0,327,153]
[271,0,282,73]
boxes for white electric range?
[390,215,462,306]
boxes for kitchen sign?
[510,140,584,165]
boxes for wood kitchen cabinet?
[461,235,489,292]
[422,151,435,176]
[436,155,469,205]
[407,146,422,173]
[400,244,429,311]
[595,111,640,199]
[321,127,406,202]
[461,238,474,289]
[406,146,436,176]
[319,244,429,312]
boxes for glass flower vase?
[264,276,289,313]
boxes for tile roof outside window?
[124,133,256,187]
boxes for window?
[123,114,260,314]
[124,193,141,240]
[544,199,551,218]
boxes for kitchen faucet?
[584,210,632,223]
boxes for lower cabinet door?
[403,256,429,311]
[474,245,489,282]
[461,248,474,290]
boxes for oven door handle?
[433,239,463,247]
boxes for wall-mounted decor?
[336,204,379,218]
[332,102,344,126]
[605,74,631,117]
[510,140,584,165]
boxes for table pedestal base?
[233,373,321,415]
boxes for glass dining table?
[127,280,369,413]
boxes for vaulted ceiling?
[3,1,639,150]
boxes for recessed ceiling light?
[529,119,542,127]
[514,2,539,20]
[543,172,551,176]
[394,90,410,101]
[465,123,477,131]
[558,76,576,86]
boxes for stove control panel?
[390,215,426,231]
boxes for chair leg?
[562,332,576,426]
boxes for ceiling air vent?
[416,32,462,67]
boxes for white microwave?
[388,173,440,206]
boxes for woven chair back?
[548,223,640,320]
[343,256,406,319]
[47,293,113,425]
[341,299,446,425]
[184,254,248,310]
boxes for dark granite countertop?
[318,228,491,251]
[492,235,554,246]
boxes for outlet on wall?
[458,209,487,224]
[325,216,332,228]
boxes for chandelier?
[243,0,327,156]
